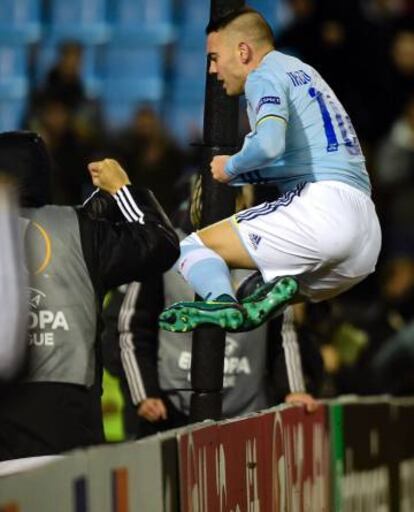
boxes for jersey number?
[308,87,361,155]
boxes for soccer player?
[159,6,382,333]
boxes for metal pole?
[190,0,245,423]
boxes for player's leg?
[159,218,298,332]
[198,220,299,329]
[159,219,253,332]
[178,219,257,301]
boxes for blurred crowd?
[3,0,414,443]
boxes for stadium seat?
[48,0,110,44]
[0,99,25,131]
[0,0,41,43]
[178,0,209,31]
[110,0,175,44]
[102,42,164,101]
[171,44,206,103]
[165,100,204,146]
[177,0,209,48]
[0,45,28,97]
[101,42,164,128]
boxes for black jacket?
[79,186,179,303]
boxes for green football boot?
[239,276,299,330]
[159,295,246,333]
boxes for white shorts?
[232,181,382,302]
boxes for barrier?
[0,397,413,511]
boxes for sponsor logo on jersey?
[256,96,281,114]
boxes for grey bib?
[22,206,97,386]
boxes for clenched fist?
[88,158,131,195]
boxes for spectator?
[375,94,414,255]
[378,21,414,136]
[318,256,414,395]
[112,105,187,215]
[42,41,86,111]
[30,96,92,205]
[370,320,414,394]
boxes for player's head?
[206,6,275,96]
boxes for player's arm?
[225,116,287,178]
[211,75,289,183]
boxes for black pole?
[190,0,245,423]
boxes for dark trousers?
[0,382,105,461]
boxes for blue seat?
[177,0,209,48]
[110,0,175,44]
[0,99,25,131]
[171,45,206,103]
[165,100,204,146]
[0,0,41,43]
[48,0,110,44]
[102,43,164,102]
[178,0,209,31]
[0,45,28,97]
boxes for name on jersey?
[287,70,312,87]
[255,96,281,114]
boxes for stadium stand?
[101,42,165,128]
[48,0,110,44]
[109,0,175,44]
[0,0,284,137]
[0,0,42,44]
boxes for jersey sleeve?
[245,69,290,126]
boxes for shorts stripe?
[235,182,306,223]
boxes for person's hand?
[137,398,168,422]
[210,155,232,183]
[285,392,319,413]
[88,158,131,195]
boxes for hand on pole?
[210,155,232,183]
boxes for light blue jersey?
[225,51,371,195]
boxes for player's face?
[207,31,245,96]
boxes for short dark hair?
[205,5,272,36]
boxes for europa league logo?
[24,221,52,275]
